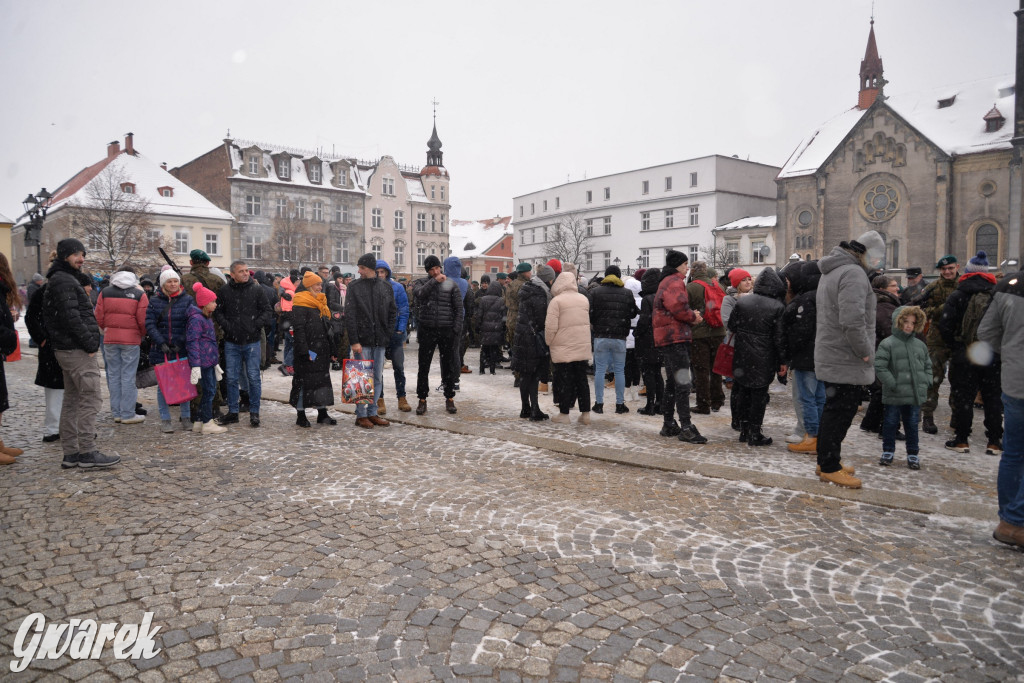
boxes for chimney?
[125,132,134,155]
[107,140,120,159]
[160,162,167,170]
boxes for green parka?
[874,306,932,406]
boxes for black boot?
[747,426,773,446]
[660,420,681,437]
[731,415,741,431]
[638,399,657,415]
[922,415,938,434]
[317,409,336,425]
[520,405,531,419]
[738,421,750,443]
[296,411,311,428]
[238,391,250,413]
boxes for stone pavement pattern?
[1,347,1023,681]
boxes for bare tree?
[700,243,735,271]
[66,165,160,271]
[270,210,310,267]
[543,212,593,271]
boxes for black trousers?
[817,382,863,473]
[661,342,693,426]
[480,344,501,371]
[691,336,725,410]
[417,326,457,399]
[949,354,1003,445]
[734,383,769,427]
[553,361,591,414]
[624,349,641,387]
[640,361,664,407]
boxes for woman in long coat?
[289,271,335,427]
[545,270,592,424]
[474,279,507,374]
[25,254,64,444]
[0,253,22,463]
[511,265,556,421]
[728,268,787,446]
[146,268,197,432]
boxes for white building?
[710,215,779,276]
[512,155,780,278]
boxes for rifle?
[158,247,183,278]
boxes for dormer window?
[278,159,290,179]
[157,186,174,197]
[121,182,136,194]
[382,176,395,195]
[937,96,956,109]
[248,155,259,175]
[984,104,1006,133]
[309,163,321,183]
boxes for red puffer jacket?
[653,271,697,347]
[94,273,148,345]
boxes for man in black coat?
[214,260,273,427]
[346,253,397,428]
[589,265,639,413]
[43,238,119,469]
[412,254,464,415]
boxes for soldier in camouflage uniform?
[182,249,224,298]
[910,254,959,434]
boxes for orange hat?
[302,271,322,289]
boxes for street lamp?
[636,254,644,271]
[22,188,53,276]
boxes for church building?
[776,19,1021,273]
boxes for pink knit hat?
[192,282,217,307]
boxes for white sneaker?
[384,359,393,369]
[202,421,227,434]
[579,412,591,425]
[785,433,803,444]
[193,419,203,433]
[121,416,145,424]
[551,412,570,424]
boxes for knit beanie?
[634,268,647,281]
[302,270,323,289]
[665,250,688,270]
[357,253,377,271]
[964,250,989,273]
[423,255,442,272]
[546,259,562,276]
[604,265,621,278]
[536,264,556,285]
[192,282,217,307]
[56,237,86,261]
[729,268,752,288]
[159,268,180,287]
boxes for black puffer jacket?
[590,275,639,339]
[345,277,397,348]
[781,261,821,372]
[289,303,334,408]
[728,268,787,388]
[412,275,464,330]
[510,278,551,375]
[26,284,64,389]
[214,278,273,345]
[873,288,901,349]
[939,272,998,356]
[634,268,662,365]
[42,260,101,353]
[474,283,507,346]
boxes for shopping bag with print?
[342,359,374,404]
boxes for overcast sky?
[1,0,1018,224]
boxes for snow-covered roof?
[229,139,370,194]
[713,215,777,232]
[38,151,234,224]
[449,216,513,258]
[0,212,12,224]
[405,177,428,201]
[779,74,1015,179]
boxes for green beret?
[189,249,211,262]
[936,255,957,268]
[495,272,508,280]
[516,262,533,273]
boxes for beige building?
[0,212,12,271]
[11,134,234,284]
[777,21,1021,273]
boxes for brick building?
[449,216,515,282]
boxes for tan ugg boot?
[0,440,23,457]
[0,452,16,465]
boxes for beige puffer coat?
[545,271,592,363]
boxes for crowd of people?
[0,229,1022,549]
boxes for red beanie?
[546,259,562,276]
[729,268,752,288]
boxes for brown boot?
[0,452,16,465]
[816,463,856,476]
[993,520,1024,548]
[416,400,427,415]
[538,382,549,393]
[460,365,472,374]
[398,397,412,412]
[0,439,23,457]
[377,397,387,415]
[355,417,375,429]
[445,399,457,414]
[818,468,862,489]
[368,416,390,427]
[787,435,818,454]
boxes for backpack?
[694,279,726,328]
[957,290,993,345]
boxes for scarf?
[292,290,330,318]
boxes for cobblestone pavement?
[2,341,1023,681]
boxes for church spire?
[426,99,443,168]
[858,17,885,109]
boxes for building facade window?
[278,159,290,179]
[531,203,535,215]
[417,213,426,232]
[603,217,611,235]
[161,188,173,197]
[205,233,219,256]
[641,212,650,231]
[519,206,524,217]
[751,240,766,264]
[174,231,190,254]
[586,190,593,203]
[372,243,382,260]
[688,245,699,262]
[440,214,446,231]
[976,224,999,258]
[690,172,698,187]
[726,242,739,264]
[665,177,673,191]
[382,176,395,195]
[244,235,262,260]
[543,200,547,211]
[245,195,261,216]
[276,198,287,218]
[394,243,405,266]
[312,201,323,222]
[295,199,306,220]
[334,205,348,223]
[441,186,445,201]
[642,180,649,195]
[306,236,325,262]
[689,206,699,226]
[333,240,349,264]
[337,168,348,186]
[665,209,674,228]
[394,210,404,230]
[640,249,649,267]
[555,197,560,209]
[431,214,437,232]
[603,187,610,200]
[586,219,594,237]
[121,183,135,194]
[309,164,321,183]
[277,234,298,261]
[249,155,259,175]
[371,208,382,228]
[417,246,426,266]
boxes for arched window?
[890,239,899,269]
[976,224,999,259]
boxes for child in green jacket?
[874,306,932,469]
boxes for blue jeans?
[104,344,140,420]
[593,337,627,405]
[199,366,217,423]
[998,392,1024,526]
[881,404,920,455]
[354,346,385,418]
[225,341,262,414]
[157,378,191,421]
[792,369,826,437]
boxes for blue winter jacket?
[443,256,469,301]
[146,290,197,365]
[376,259,410,333]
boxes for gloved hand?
[160,343,179,356]
[281,291,293,301]
[190,366,201,384]
[214,365,223,381]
